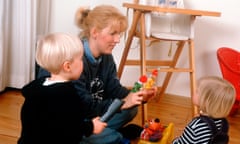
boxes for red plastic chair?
[217,47,240,116]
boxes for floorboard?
[0,90,239,144]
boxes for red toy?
[131,69,158,92]
[140,118,165,142]
[131,75,148,92]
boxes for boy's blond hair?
[197,76,236,118]
[36,33,83,74]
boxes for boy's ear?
[62,61,71,72]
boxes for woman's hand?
[121,86,158,109]
[121,91,144,109]
[141,86,158,102]
[92,117,107,134]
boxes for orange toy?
[140,118,165,142]
[138,123,174,144]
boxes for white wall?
[49,0,240,97]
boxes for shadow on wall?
[194,18,239,77]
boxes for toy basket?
[138,123,174,144]
[217,47,240,115]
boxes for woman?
[39,5,156,144]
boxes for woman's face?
[94,23,121,55]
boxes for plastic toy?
[140,118,165,142]
[131,69,158,92]
[144,69,158,89]
[138,123,174,144]
[100,98,124,122]
[131,75,148,92]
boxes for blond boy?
[18,33,106,144]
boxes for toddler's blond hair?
[197,76,236,118]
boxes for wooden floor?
[0,89,239,144]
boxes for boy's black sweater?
[18,78,93,144]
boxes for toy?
[140,118,165,142]
[138,123,174,144]
[131,69,158,92]
[131,75,148,92]
[100,98,124,122]
[144,69,158,89]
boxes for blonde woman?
[173,76,235,144]
[38,5,157,144]
[18,33,106,144]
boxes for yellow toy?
[144,69,158,89]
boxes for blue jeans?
[80,106,138,144]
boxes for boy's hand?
[92,117,107,134]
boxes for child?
[17,33,107,144]
[173,76,235,144]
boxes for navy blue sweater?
[37,39,130,118]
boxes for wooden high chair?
[118,1,221,125]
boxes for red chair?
[217,47,240,116]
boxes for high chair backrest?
[137,0,191,39]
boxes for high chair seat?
[151,32,189,41]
